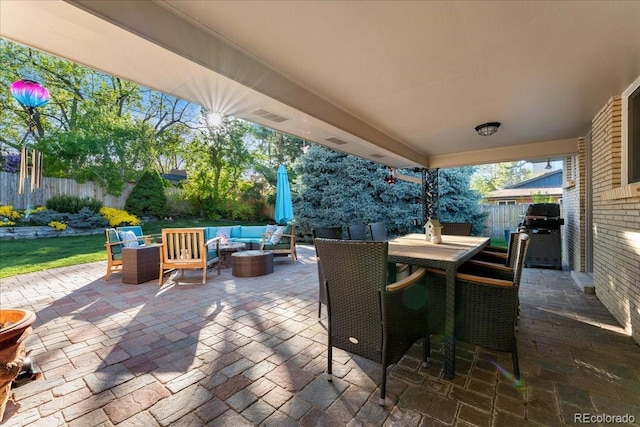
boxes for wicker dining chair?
[347,224,368,240]
[471,230,519,269]
[314,238,429,406]
[440,222,473,236]
[368,221,409,281]
[367,221,388,242]
[465,231,521,280]
[424,233,530,381]
[312,227,343,318]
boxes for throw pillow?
[270,226,288,245]
[265,224,278,234]
[217,226,232,243]
[118,230,139,248]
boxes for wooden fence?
[0,172,134,210]
[0,172,542,238]
[479,204,528,240]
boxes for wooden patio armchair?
[159,228,220,286]
[260,223,297,263]
[116,225,160,245]
[105,228,128,281]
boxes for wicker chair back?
[312,227,343,240]
[454,233,530,379]
[312,227,344,318]
[505,231,520,268]
[346,224,368,240]
[315,238,428,405]
[368,222,388,241]
[441,222,472,236]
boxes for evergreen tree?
[294,146,488,238]
[293,145,421,240]
[125,170,166,217]
[438,167,488,235]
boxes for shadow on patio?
[1,245,639,426]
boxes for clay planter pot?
[0,309,36,421]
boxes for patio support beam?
[61,0,426,167]
[422,168,440,225]
[427,138,579,169]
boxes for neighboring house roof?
[488,188,562,199]
[506,170,562,189]
[161,169,187,184]
[487,170,563,200]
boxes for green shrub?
[164,190,197,218]
[66,207,109,229]
[100,207,140,227]
[25,207,108,229]
[27,209,68,226]
[125,170,166,217]
[46,195,102,214]
[226,200,256,221]
[0,205,22,220]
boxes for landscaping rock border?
[0,226,104,240]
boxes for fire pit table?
[218,242,246,268]
[232,250,274,277]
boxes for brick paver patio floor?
[2,245,639,426]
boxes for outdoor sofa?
[203,224,297,263]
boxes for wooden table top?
[388,233,490,265]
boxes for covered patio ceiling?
[2,1,639,168]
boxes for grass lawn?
[489,238,508,248]
[0,219,261,279]
[1,221,508,279]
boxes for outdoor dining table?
[387,233,490,378]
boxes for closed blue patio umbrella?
[275,164,294,224]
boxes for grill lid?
[525,203,561,218]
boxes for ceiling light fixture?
[474,122,501,137]
[545,158,552,170]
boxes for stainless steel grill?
[520,203,564,270]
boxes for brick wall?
[562,141,585,271]
[591,96,640,344]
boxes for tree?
[182,114,255,219]
[1,39,199,195]
[125,170,167,217]
[139,90,200,173]
[250,126,305,203]
[471,161,533,198]
[293,145,421,239]
[438,167,488,235]
[41,109,155,194]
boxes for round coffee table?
[218,242,246,268]
[232,250,274,277]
